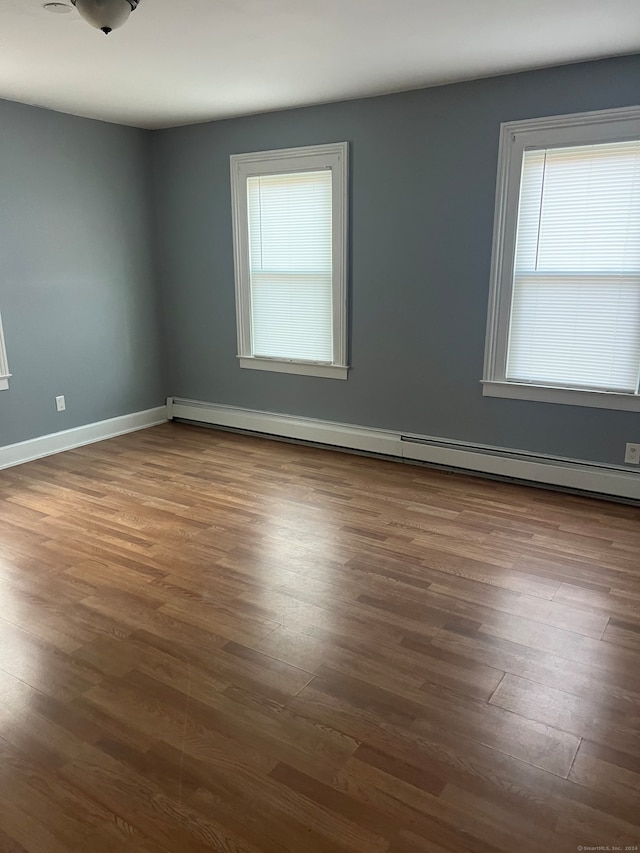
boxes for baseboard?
[400,438,640,501]
[0,406,168,471]
[170,398,402,458]
[169,397,640,502]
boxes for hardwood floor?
[0,422,639,853]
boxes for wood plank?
[0,422,638,852]
[490,673,640,757]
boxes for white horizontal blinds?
[507,139,640,393]
[247,170,333,362]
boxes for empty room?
[0,1,639,851]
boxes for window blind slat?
[247,170,333,363]
[507,139,640,393]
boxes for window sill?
[482,380,640,412]
[0,375,10,391]
[239,357,348,380]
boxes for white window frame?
[0,310,10,391]
[230,142,349,380]
[483,105,640,412]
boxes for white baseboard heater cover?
[168,398,640,502]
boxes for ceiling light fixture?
[44,3,72,12]
[70,0,139,35]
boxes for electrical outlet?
[624,443,640,465]
[55,395,66,412]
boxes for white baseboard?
[170,397,401,458]
[170,398,640,502]
[400,439,640,501]
[0,406,168,471]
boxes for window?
[0,310,9,391]
[230,142,348,379]
[483,106,640,412]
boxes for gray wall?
[4,57,637,464]
[153,54,640,467]
[0,100,166,448]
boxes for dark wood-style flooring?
[0,422,639,853]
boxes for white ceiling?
[2,0,639,129]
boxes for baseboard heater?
[168,397,640,503]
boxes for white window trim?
[238,357,348,380]
[0,310,10,391]
[230,142,349,380]
[483,104,640,412]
